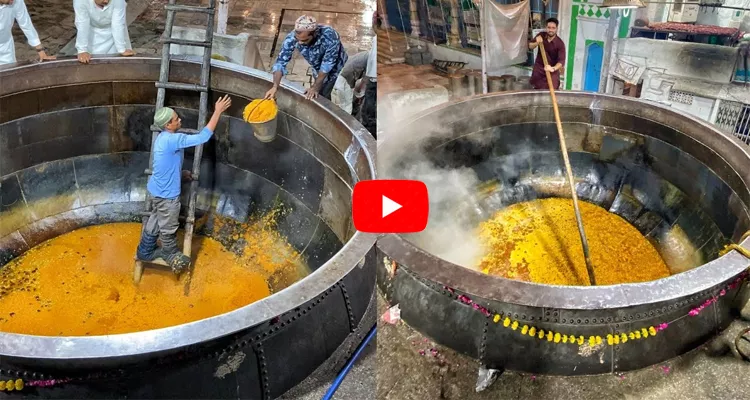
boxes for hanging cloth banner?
[482,0,530,75]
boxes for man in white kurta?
[74,0,134,64]
[0,0,56,65]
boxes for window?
[714,99,750,145]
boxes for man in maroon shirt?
[528,18,566,90]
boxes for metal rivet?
[585,319,589,323]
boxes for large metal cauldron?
[0,56,376,399]
[377,91,750,375]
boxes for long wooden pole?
[480,0,488,94]
[538,40,596,286]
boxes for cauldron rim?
[0,56,377,361]
[377,90,750,310]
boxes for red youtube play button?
[352,180,429,233]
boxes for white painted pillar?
[409,0,421,37]
[600,11,618,94]
[378,0,391,30]
[449,0,461,47]
[217,0,229,35]
[709,98,722,125]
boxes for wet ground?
[378,63,450,98]
[377,290,750,400]
[13,0,375,88]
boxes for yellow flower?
[5,380,13,391]
[629,332,635,340]
[0,381,5,390]
[641,328,649,338]
[538,330,545,339]
[512,321,519,330]
[522,325,529,335]
[554,333,561,343]
[635,331,641,339]
[588,336,595,346]
[13,379,22,391]
[607,334,614,345]
[649,326,657,336]
[562,335,568,343]
[596,336,602,345]
[503,317,511,327]
[621,333,628,343]
[493,314,501,323]
[577,336,584,345]
[613,335,620,345]
[547,332,553,341]
[529,327,537,336]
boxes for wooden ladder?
[134,0,216,287]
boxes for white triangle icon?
[382,195,402,218]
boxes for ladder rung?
[165,4,215,14]
[150,125,201,134]
[155,82,208,92]
[140,213,193,222]
[136,257,170,267]
[143,169,200,181]
[160,37,212,47]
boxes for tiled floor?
[12,0,376,87]
[377,63,451,99]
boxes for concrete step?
[377,49,405,64]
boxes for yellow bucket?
[243,99,279,142]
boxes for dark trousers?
[357,79,377,139]
[319,76,337,100]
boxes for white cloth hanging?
[365,36,377,80]
[482,0,530,74]
[74,0,132,55]
[0,0,41,65]
[331,74,354,114]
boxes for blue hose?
[321,325,377,400]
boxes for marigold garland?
[445,270,748,348]
[0,379,23,391]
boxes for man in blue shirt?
[264,15,348,101]
[135,95,232,273]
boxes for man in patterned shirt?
[264,15,348,101]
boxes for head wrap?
[154,107,174,129]
[295,15,318,32]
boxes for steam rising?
[377,98,489,270]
